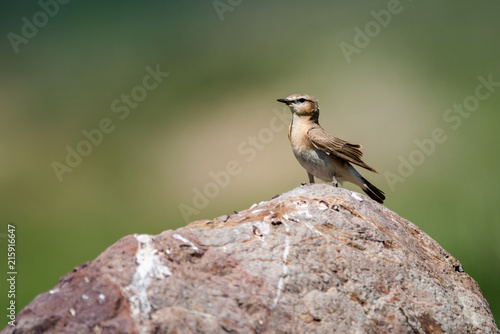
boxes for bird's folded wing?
[307,127,378,173]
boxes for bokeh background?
[1,0,499,327]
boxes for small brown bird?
[277,93,385,203]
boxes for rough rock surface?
[2,184,499,334]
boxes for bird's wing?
[307,126,378,173]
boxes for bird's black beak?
[277,98,289,104]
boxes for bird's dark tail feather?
[361,178,385,204]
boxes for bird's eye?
[298,98,306,103]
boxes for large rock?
[3,184,499,333]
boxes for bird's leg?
[332,177,338,187]
[307,173,315,183]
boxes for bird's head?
[277,94,319,117]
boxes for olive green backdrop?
[1,0,499,327]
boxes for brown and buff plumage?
[278,93,385,203]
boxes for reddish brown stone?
[2,184,498,333]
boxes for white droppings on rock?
[351,192,364,202]
[135,234,150,244]
[126,234,172,323]
[271,222,290,310]
[250,201,266,209]
[173,233,200,252]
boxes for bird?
[277,93,385,203]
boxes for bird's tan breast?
[288,119,316,153]
[288,119,341,182]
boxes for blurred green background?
[1,0,499,327]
